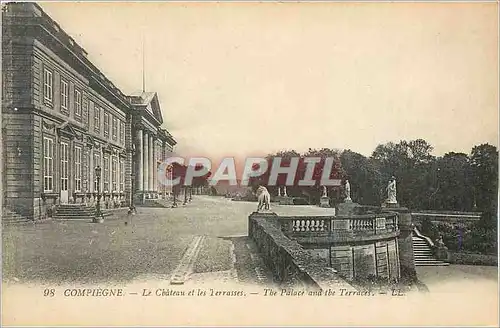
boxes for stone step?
[412,235,448,266]
[415,261,449,267]
[52,215,95,220]
[2,209,32,225]
[53,210,98,214]
[2,218,34,225]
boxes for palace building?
[1,3,176,220]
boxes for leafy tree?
[371,139,435,209]
[432,152,474,211]
[340,150,383,205]
[470,144,498,213]
[248,148,343,204]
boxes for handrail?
[413,225,435,248]
[278,214,399,235]
[278,212,397,220]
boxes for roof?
[129,92,156,106]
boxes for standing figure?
[344,180,352,202]
[386,176,397,204]
[322,186,328,198]
[255,185,271,212]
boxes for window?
[120,122,125,145]
[74,146,82,192]
[74,89,82,116]
[120,159,125,191]
[43,137,54,191]
[93,153,100,191]
[60,79,69,112]
[43,68,53,103]
[112,156,117,191]
[103,156,109,192]
[85,100,90,124]
[103,112,109,138]
[94,106,100,133]
[83,149,89,192]
[60,143,69,192]
[112,116,118,141]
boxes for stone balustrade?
[278,212,399,243]
[248,212,355,291]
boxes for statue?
[344,180,352,202]
[255,185,271,212]
[386,176,397,204]
[278,186,281,197]
[319,185,329,207]
[283,186,288,197]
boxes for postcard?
[1,1,498,326]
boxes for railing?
[412,225,435,248]
[279,212,399,239]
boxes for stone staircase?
[139,198,174,208]
[53,204,97,220]
[412,235,449,266]
[2,208,33,226]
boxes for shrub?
[419,218,439,240]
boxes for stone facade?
[328,239,400,281]
[1,3,176,219]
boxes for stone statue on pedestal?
[344,180,352,202]
[319,185,330,207]
[386,176,397,204]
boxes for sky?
[39,2,498,161]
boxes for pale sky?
[40,2,498,159]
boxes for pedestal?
[319,196,330,208]
[385,202,400,208]
[276,196,294,205]
[336,202,361,216]
[387,206,416,282]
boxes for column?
[152,139,157,194]
[143,131,149,192]
[137,129,144,191]
[149,134,154,193]
[162,142,167,197]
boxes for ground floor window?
[120,159,125,191]
[104,156,110,192]
[94,153,101,191]
[43,137,54,192]
[112,156,117,192]
[74,146,82,192]
[60,142,69,192]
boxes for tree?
[247,148,344,204]
[371,139,435,209]
[340,150,383,205]
[432,152,474,211]
[470,144,498,213]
